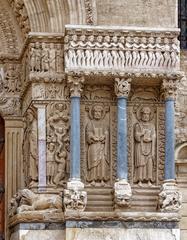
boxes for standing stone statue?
[86,104,109,186]
[134,106,156,187]
[23,109,38,187]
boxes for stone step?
[87,195,113,201]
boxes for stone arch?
[175,142,187,179]
[23,0,88,33]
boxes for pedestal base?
[66,221,180,240]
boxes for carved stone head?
[140,106,151,122]
[92,105,104,120]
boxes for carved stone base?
[114,179,132,209]
[158,180,182,212]
[64,180,87,212]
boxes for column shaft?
[165,99,175,180]
[70,96,81,180]
[117,97,128,180]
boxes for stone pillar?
[4,117,23,238]
[64,75,87,212]
[158,79,182,212]
[34,104,47,191]
[114,78,132,208]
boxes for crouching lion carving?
[9,189,62,216]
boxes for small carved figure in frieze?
[34,42,42,72]
[147,37,156,67]
[77,35,86,68]
[103,35,112,68]
[139,37,148,67]
[86,104,110,186]
[132,37,140,67]
[53,150,67,187]
[155,37,164,67]
[134,106,156,187]
[118,36,125,69]
[49,43,56,73]
[56,44,64,73]
[85,35,95,68]
[47,142,56,185]
[4,64,20,93]
[163,38,171,68]
[125,36,133,67]
[23,109,38,187]
[41,42,49,72]
[171,38,180,68]
[111,36,119,68]
[94,35,103,68]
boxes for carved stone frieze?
[162,79,179,100]
[114,78,131,97]
[28,41,64,80]
[64,180,87,212]
[23,107,38,188]
[158,181,182,212]
[4,63,21,94]
[65,25,180,75]
[47,102,70,187]
[82,84,115,101]
[8,189,62,217]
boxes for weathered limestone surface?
[96,0,178,28]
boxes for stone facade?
[0,0,186,239]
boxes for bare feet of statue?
[138,181,143,187]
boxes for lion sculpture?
[10,189,62,214]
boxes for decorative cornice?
[64,211,181,222]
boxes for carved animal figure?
[17,189,62,213]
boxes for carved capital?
[114,179,132,208]
[64,180,87,212]
[114,78,131,97]
[68,75,85,97]
[158,181,182,212]
[162,79,179,100]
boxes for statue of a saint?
[86,105,109,186]
[23,109,38,187]
[134,106,156,187]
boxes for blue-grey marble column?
[162,79,178,180]
[70,96,81,179]
[68,76,84,180]
[165,99,175,180]
[115,78,131,180]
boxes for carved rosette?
[162,79,179,100]
[158,181,182,212]
[114,78,131,97]
[64,180,87,211]
[114,179,132,208]
[68,75,85,97]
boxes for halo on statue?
[135,104,155,121]
[86,103,109,120]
